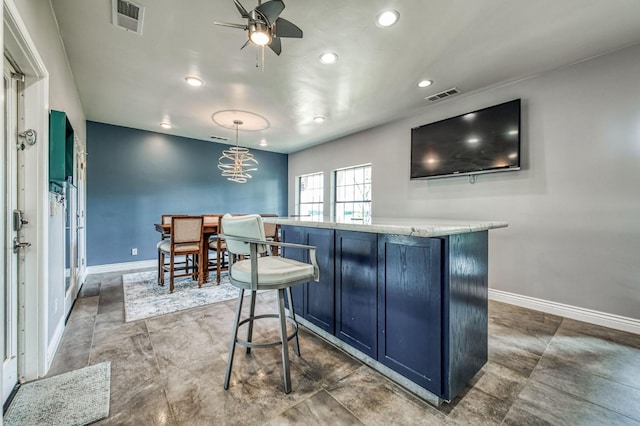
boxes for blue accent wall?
[86,121,288,266]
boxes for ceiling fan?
[214,0,303,56]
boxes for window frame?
[295,171,324,219]
[333,163,372,222]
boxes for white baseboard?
[86,260,156,275]
[489,289,640,335]
[45,318,65,373]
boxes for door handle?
[13,237,31,253]
[13,209,28,231]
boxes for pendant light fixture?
[217,119,258,183]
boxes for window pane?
[334,165,371,222]
[345,168,354,184]
[297,172,324,217]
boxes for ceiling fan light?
[249,23,271,46]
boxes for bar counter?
[264,216,507,405]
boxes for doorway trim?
[4,0,51,381]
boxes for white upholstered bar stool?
[221,214,319,394]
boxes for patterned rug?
[4,362,111,426]
[122,271,239,322]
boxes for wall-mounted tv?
[410,99,521,179]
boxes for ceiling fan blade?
[233,0,250,18]
[273,17,303,38]
[240,39,251,50]
[269,37,282,55]
[255,0,285,25]
[214,21,248,30]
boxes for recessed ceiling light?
[313,115,326,123]
[259,138,267,147]
[417,80,433,88]
[185,76,203,87]
[160,122,172,129]
[376,9,399,27]
[319,52,338,64]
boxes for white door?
[2,59,27,404]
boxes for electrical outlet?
[131,248,137,255]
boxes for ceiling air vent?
[210,136,230,142]
[426,87,460,102]
[112,0,145,35]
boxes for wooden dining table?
[154,222,218,284]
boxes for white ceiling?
[50,0,640,154]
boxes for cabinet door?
[304,228,335,333]
[378,235,442,395]
[280,225,306,318]
[336,230,378,358]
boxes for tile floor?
[47,269,640,425]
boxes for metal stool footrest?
[235,314,299,349]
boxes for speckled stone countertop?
[263,216,508,238]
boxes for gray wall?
[86,122,288,265]
[288,44,640,321]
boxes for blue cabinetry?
[281,223,489,402]
[335,230,378,358]
[378,235,443,394]
[305,228,335,333]
[281,226,335,333]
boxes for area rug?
[4,362,111,426]
[123,271,239,322]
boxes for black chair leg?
[286,287,300,356]
[246,290,257,354]
[224,288,245,390]
[277,288,292,394]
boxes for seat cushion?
[159,241,200,254]
[230,256,314,287]
[210,240,226,250]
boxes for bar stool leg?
[224,288,245,390]
[246,290,257,354]
[286,287,300,356]
[277,288,292,394]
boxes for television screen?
[410,99,521,179]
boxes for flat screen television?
[410,99,521,179]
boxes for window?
[297,172,324,219]
[334,164,371,222]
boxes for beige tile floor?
[47,269,640,425]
